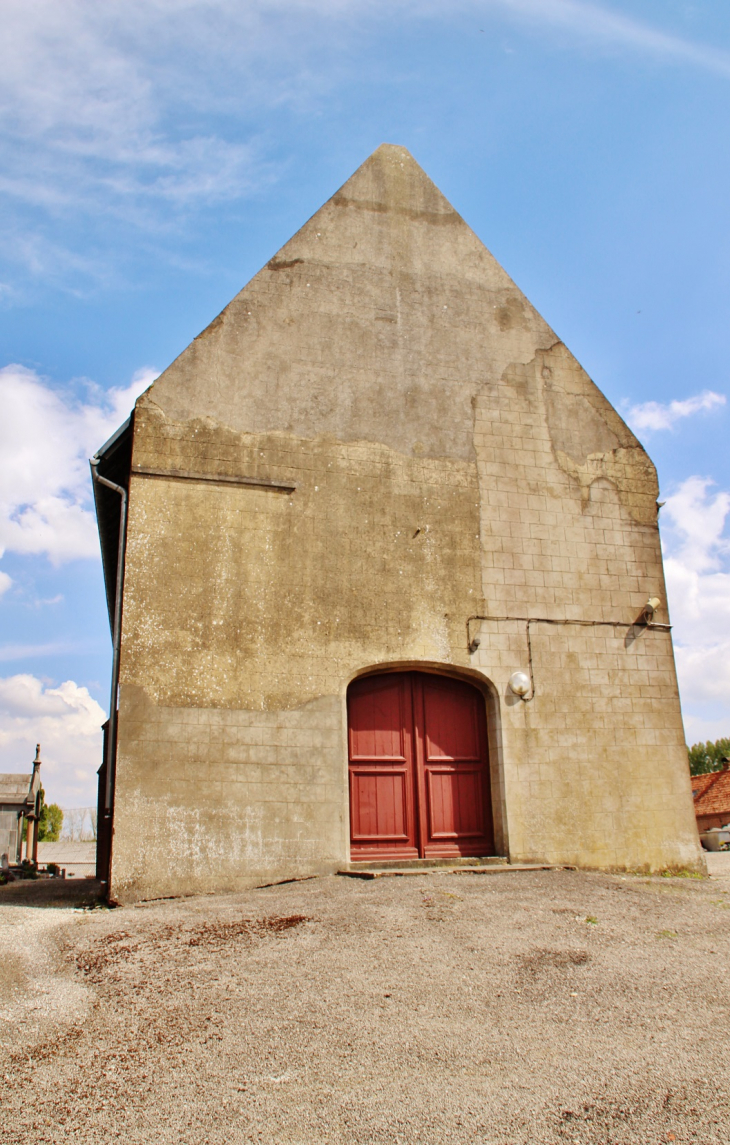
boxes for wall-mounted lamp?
[468,635,481,654]
[508,670,531,698]
[643,597,662,623]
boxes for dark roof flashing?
[91,415,133,631]
[94,416,131,464]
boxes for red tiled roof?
[691,767,730,819]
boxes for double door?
[348,671,495,860]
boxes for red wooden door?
[348,672,494,860]
[347,673,419,859]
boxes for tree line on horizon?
[688,737,730,777]
[35,791,98,843]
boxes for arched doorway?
[347,671,495,860]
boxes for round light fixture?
[508,670,531,697]
[643,596,662,623]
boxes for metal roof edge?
[93,415,131,462]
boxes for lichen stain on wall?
[121,402,482,712]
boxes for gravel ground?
[1,864,729,1145]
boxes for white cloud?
[0,0,725,293]
[623,390,726,434]
[0,363,156,565]
[0,572,11,598]
[662,476,730,575]
[0,1,726,238]
[682,712,730,749]
[482,0,730,77]
[0,3,279,226]
[661,477,730,738]
[0,642,90,664]
[0,674,106,806]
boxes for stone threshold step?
[345,856,509,870]
[338,864,559,880]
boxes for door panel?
[348,673,408,762]
[350,770,411,842]
[422,677,480,760]
[426,766,486,839]
[348,673,417,858]
[419,674,494,857]
[348,671,494,860]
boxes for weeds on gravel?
[659,869,704,879]
[657,930,679,939]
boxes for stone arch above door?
[347,670,496,861]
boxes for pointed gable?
[140,144,563,461]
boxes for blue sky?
[1,0,729,806]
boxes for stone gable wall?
[107,145,701,902]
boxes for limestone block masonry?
[98,143,703,903]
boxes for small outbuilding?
[91,144,703,903]
[0,746,42,866]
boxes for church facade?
[93,145,702,903]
